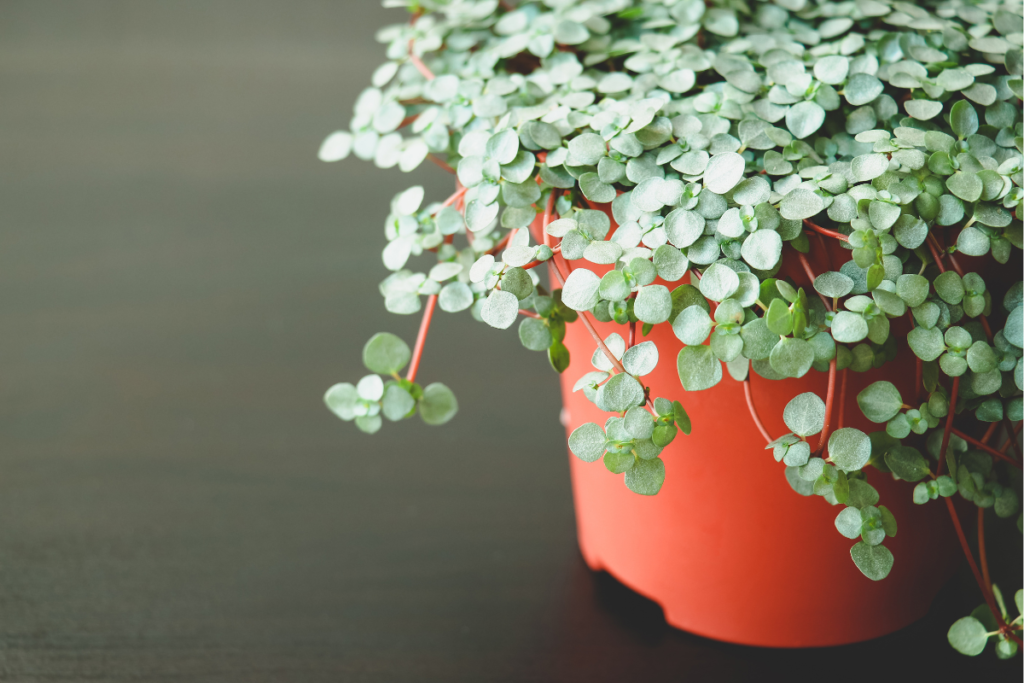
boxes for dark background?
[0,1,1019,681]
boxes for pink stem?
[406,294,437,383]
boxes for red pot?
[559,314,962,646]
[549,224,964,646]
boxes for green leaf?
[579,172,616,203]
[780,189,824,220]
[356,373,384,402]
[784,392,826,437]
[966,341,998,373]
[957,226,991,256]
[884,446,931,482]
[934,271,965,305]
[653,245,689,281]
[786,101,826,139]
[624,457,665,495]
[769,337,815,379]
[677,345,722,391]
[324,383,360,421]
[857,381,903,423]
[501,267,534,300]
[847,479,880,508]
[947,617,988,656]
[599,270,631,302]
[634,285,673,324]
[699,263,740,302]
[420,383,458,425]
[703,152,745,194]
[868,200,901,231]
[624,406,655,440]
[913,482,930,504]
[732,177,770,206]
[652,424,678,447]
[363,332,412,374]
[850,542,894,581]
[814,272,854,299]
[905,99,943,120]
[950,100,979,138]
[673,305,713,346]
[622,341,658,377]
[561,268,602,311]
[382,384,415,421]
[835,507,863,539]
[785,466,815,496]
[878,505,897,537]
[908,326,945,361]
[947,173,983,203]
[673,401,692,435]
[740,318,776,360]
[859,507,886,546]
[569,422,606,462]
[355,414,382,434]
[896,274,929,308]
[486,129,519,165]
[665,209,705,248]
[828,428,871,472]
[481,289,520,329]
[832,311,869,343]
[766,297,793,336]
[568,133,606,166]
[852,153,889,182]
[893,215,928,249]
[604,450,634,474]
[597,373,646,412]
[741,230,783,270]
[548,341,570,373]
[518,317,552,351]
[845,73,884,106]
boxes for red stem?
[978,507,993,602]
[1001,420,1023,457]
[835,369,848,430]
[405,294,437,383]
[813,232,832,270]
[628,321,636,349]
[925,235,947,274]
[944,498,1005,635]
[815,358,837,455]
[922,236,993,339]
[488,229,515,256]
[796,250,832,311]
[915,356,923,403]
[426,154,455,174]
[935,377,959,478]
[408,42,436,80]
[933,233,966,277]
[744,379,772,443]
[803,219,849,243]
[951,429,1023,469]
[578,311,625,374]
[518,309,541,319]
[980,421,999,445]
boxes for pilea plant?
[319,0,1023,657]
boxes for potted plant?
[317,0,1023,656]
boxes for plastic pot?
[552,234,964,647]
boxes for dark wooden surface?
[0,2,1019,681]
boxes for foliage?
[320,0,1024,655]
